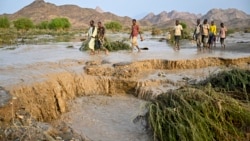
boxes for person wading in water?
[129,19,143,52]
[95,21,109,55]
[173,20,183,50]
[87,20,97,55]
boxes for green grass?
[200,69,250,101]
[0,28,81,46]
[147,69,250,141]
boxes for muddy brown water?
[0,33,250,141]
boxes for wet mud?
[0,33,250,140]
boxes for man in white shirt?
[173,20,183,50]
[87,20,97,55]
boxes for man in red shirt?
[129,19,143,52]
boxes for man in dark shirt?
[95,21,109,55]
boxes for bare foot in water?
[105,50,109,55]
[90,50,95,55]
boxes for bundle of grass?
[79,37,130,52]
[200,69,250,101]
[147,86,250,141]
[104,38,130,51]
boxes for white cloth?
[87,26,97,50]
[174,24,183,36]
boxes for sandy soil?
[0,32,250,141]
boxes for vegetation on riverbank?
[79,37,131,52]
[147,68,250,141]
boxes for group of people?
[87,20,109,55]
[86,18,228,54]
[173,19,228,50]
[192,19,227,49]
[86,19,143,55]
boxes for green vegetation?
[180,22,187,29]
[104,38,130,51]
[147,69,250,141]
[151,28,162,36]
[48,18,71,30]
[0,16,10,28]
[226,28,236,35]
[13,18,34,31]
[180,22,191,39]
[0,17,75,46]
[0,29,17,45]
[80,37,130,52]
[244,28,250,33]
[200,69,250,101]
[105,21,122,32]
[37,21,49,29]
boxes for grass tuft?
[147,69,250,141]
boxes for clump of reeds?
[200,69,250,101]
[148,87,250,141]
[147,69,250,141]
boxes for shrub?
[13,18,34,31]
[0,16,10,28]
[48,17,71,30]
[105,21,122,32]
[151,28,162,35]
[37,21,49,29]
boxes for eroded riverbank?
[0,33,250,140]
[0,56,250,140]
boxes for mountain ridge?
[2,0,250,29]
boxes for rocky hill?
[95,6,104,13]
[141,10,200,25]
[141,8,250,29]
[2,0,250,29]
[202,8,250,22]
[7,0,132,29]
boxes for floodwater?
[0,32,250,141]
[1,32,250,68]
[1,33,249,87]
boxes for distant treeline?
[0,16,71,31]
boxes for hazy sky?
[0,0,250,18]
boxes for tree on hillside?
[13,18,34,31]
[104,21,122,32]
[0,16,10,28]
[48,18,71,30]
